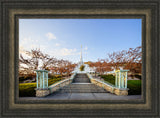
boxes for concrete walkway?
[45,92,141,100]
[20,93,141,100]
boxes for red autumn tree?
[19,48,57,77]
[107,46,142,74]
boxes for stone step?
[59,83,107,93]
[50,73,108,93]
[63,84,97,88]
[72,74,91,83]
[60,90,107,93]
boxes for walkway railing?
[87,73,129,96]
[48,73,77,93]
[35,72,76,97]
[35,68,129,97]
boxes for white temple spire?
[80,45,83,65]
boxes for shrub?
[55,75,62,78]
[48,74,62,78]
[48,74,54,78]
[19,76,35,83]
[130,75,135,79]
[100,74,115,85]
[129,74,141,80]
[100,75,141,95]
[134,74,141,80]
[19,83,36,97]
[19,77,62,97]
[48,78,62,86]
[19,77,26,83]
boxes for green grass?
[127,80,141,95]
[100,74,141,95]
[48,78,62,86]
[19,83,36,97]
[19,77,62,97]
[100,74,115,85]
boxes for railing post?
[40,72,42,88]
[122,73,124,88]
[125,72,128,88]
[43,72,44,89]
[115,72,117,87]
[119,71,121,88]
[47,72,48,88]
[35,70,49,97]
[36,72,38,88]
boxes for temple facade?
[73,45,95,74]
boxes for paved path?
[20,93,141,100]
[45,92,141,100]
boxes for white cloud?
[19,36,80,63]
[48,48,78,58]
[31,44,37,49]
[19,46,28,58]
[46,32,56,40]
[19,46,26,54]
[60,48,77,56]
[19,36,47,55]
[55,43,60,47]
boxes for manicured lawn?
[48,78,62,86]
[100,74,141,95]
[127,80,141,95]
[100,74,115,85]
[19,77,62,97]
[19,83,36,97]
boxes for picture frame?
[0,0,159,117]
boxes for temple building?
[73,45,95,74]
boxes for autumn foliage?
[19,46,142,79]
[87,46,142,75]
[107,46,142,71]
[19,48,76,77]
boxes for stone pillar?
[35,89,50,97]
[114,88,129,96]
[125,71,128,88]
[35,70,50,97]
[115,72,117,87]
[115,70,129,88]
[120,70,129,88]
[119,71,121,88]
[115,69,129,95]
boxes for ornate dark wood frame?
[0,0,159,117]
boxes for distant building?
[73,45,95,74]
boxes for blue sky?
[19,19,142,63]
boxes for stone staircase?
[59,73,108,93]
[60,83,107,93]
[72,73,91,83]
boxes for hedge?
[100,74,141,95]
[19,77,62,97]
